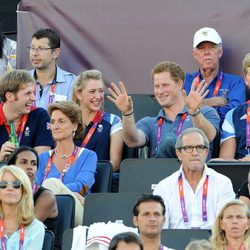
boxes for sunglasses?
[0,180,22,189]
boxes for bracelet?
[188,108,200,117]
[122,110,134,117]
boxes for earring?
[72,130,76,137]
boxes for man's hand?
[0,141,16,161]
[107,81,133,115]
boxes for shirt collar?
[0,103,6,125]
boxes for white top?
[153,165,235,229]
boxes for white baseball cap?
[193,27,222,48]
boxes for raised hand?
[107,81,133,115]
[183,78,209,112]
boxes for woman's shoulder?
[26,218,45,231]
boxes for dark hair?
[133,194,166,217]
[109,232,143,250]
[32,28,60,49]
[7,146,39,167]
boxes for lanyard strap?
[246,103,250,148]
[48,82,55,104]
[5,115,28,144]
[81,110,105,147]
[178,174,209,223]
[0,220,24,250]
[43,145,78,182]
[157,112,188,146]
[32,183,38,196]
[195,72,223,96]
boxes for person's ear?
[133,216,138,227]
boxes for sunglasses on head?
[0,180,22,189]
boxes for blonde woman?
[211,199,250,250]
[0,165,45,249]
[73,70,123,191]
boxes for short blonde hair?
[73,69,104,105]
[242,53,250,77]
[0,165,34,226]
[211,199,250,250]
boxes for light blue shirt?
[1,219,45,250]
[30,65,76,110]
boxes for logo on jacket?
[24,127,30,137]
[97,124,103,133]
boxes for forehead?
[51,109,70,120]
[31,37,50,46]
[138,201,163,213]
[153,71,176,85]
[16,151,37,161]
[181,132,204,145]
[17,83,34,93]
[2,171,16,181]
[223,204,247,216]
[197,41,217,47]
[84,79,104,90]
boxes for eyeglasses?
[0,180,22,189]
[178,145,208,153]
[27,47,53,53]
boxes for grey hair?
[175,127,210,149]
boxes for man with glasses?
[29,28,75,110]
[153,128,235,229]
[184,27,245,123]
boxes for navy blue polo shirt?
[0,106,54,149]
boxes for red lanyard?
[157,112,188,146]
[195,72,223,96]
[43,145,78,183]
[178,174,209,223]
[0,219,24,250]
[81,110,105,147]
[33,82,56,107]
[5,115,28,144]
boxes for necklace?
[54,148,72,159]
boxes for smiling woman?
[0,165,45,249]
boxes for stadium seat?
[91,160,112,193]
[161,229,211,250]
[82,192,144,227]
[119,158,180,193]
[55,194,75,248]
[42,230,55,250]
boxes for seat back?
[55,194,75,247]
[83,193,143,227]
[42,230,55,250]
[161,229,211,250]
[91,160,112,193]
[62,228,74,250]
[207,161,250,193]
[119,158,180,192]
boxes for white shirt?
[153,165,235,229]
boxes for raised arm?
[107,81,146,147]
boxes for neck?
[2,204,18,221]
[200,66,219,85]
[182,167,204,192]
[227,236,245,250]
[55,140,75,154]
[141,234,161,250]
[35,65,56,87]
[81,106,99,125]
[163,97,185,121]
[2,103,22,123]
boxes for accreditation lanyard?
[32,183,38,196]
[246,102,250,150]
[43,145,78,183]
[81,110,105,148]
[178,174,209,223]
[5,115,28,144]
[157,112,188,146]
[0,220,24,250]
[195,72,223,96]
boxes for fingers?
[0,142,15,160]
